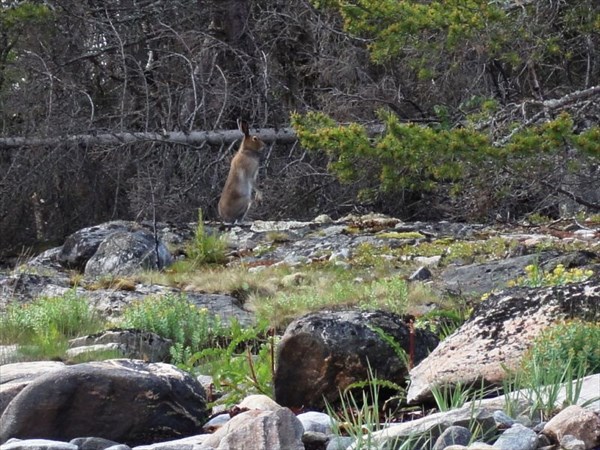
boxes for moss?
[377,231,426,240]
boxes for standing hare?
[218,119,265,223]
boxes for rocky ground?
[0,214,599,450]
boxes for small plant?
[503,320,600,420]
[187,209,227,266]
[118,293,229,352]
[0,291,105,361]
[175,319,276,405]
[509,263,594,288]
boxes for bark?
[0,128,298,149]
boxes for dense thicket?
[0,0,598,260]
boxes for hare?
[218,119,265,223]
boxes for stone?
[85,229,172,277]
[440,251,594,296]
[492,423,537,450]
[432,426,472,450]
[407,278,600,403]
[68,437,122,450]
[58,222,134,271]
[201,408,304,450]
[0,362,66,416]
[131,434,210,450]
[297,411,336,434]
[325,436,354,450]
[493,411,516,429]
[409,266,432,281]
[302,431,329,450]
[543,405,600,449]
[0,360,208,446]
[0,439,78,450]
[68,329,172,362]
[559,435,586,450]
[237,394,282,411]
[274,309,439,409]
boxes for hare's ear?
[238,119,250,137]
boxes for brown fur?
[218,119,265,223]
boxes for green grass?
[503,320,600,420]
[119,293,230,351]
[0,290,106,362]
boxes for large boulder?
[58,222,134,271]
[274,309,439,409]
[85,229,172,277]
[0,359,208,446]
[407,276,600,404]
[0,362,66,416]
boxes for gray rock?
[493,411,516,429]
[409,266,432,281]
[69,437,122,450]
[0,439,78,450]
[68,329,172,362]
[325,436,354,450]
[103,446,131,450]
[85,230,172,277]
[0,360,208,446]
[441,251,595,296]
[492,424,538,450]
[302,431,329,449]
[297,411,336,434]
[432,426,472,450]
[59,222,134,271]
[559,435,586,450]
[274,309,439,409]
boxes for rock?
[297,411,336,434]
[0,439,78,450]
[131,434,210,450]
[67,330,172,362]
[85,230,172,277]
[407,278,600,403]
[0,360,208,446]
[201,408,304,450]
[0,362,66,416]
[59,222,134,271]
[69,437,122,450]
[357,396,530,450]
[274,309,439,409]
[326,436,354,450]
[492,423,538,450]
[409,266,432,281]
[237,394,282,411]
[493,411,516,429]
[559,435,586,450]
[543,405,600,449]
[440,251,595,296]
[202,413,231,433]
[432,426,472,450]
[302,431,329,450]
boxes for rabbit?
[218,119,265,223]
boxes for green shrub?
[173,319,275,405]
[187,209,227,266]
[0,290,103,345]
[509,263,594,288]
[118,293,229,350]
[0,291,105,361]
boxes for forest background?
[0,0,599,262]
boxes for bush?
[118,293,229,350]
